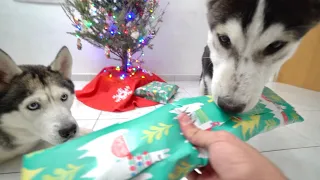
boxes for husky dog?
[0,46,82,163]
[200,0,320,113]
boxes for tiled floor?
[1,81,320,179]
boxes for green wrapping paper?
[135,81,179,104]
[22,87,303,180]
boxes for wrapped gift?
[22,87,303,180]
[135,81,179,104]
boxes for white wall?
[0,0,208,76]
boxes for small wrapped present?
[22,87,303,180]
[135,81,179,104]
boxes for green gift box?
[22,87,303,180]
[135,81,179,104]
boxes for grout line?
[0,172,20,175]
[261,145,320,153]
[285,127,320,146]
[296,109,320,112]
[92,111,102,130]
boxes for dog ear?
[50,46,73,79]
[0,49,22,85]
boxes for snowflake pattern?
[113,86,133,103]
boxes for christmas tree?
[62,0,168,73]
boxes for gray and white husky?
[0,46,86,163]
[200,0,320,113]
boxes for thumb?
[177,113,218,148]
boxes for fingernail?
[178,113,193,126]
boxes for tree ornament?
[105,16,113,24]
[131,31,140,39]
[99,7,105,13]
[77,38,82,50]
[105,45,111,58]
[108,11,113,17]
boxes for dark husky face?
[206,0,320,113]
[0,47,78,145]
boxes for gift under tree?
[62,0,168,111]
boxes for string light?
[120,74,126,80]
[127,12,135,21]
[83,20,92,28]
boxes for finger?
[177,113,215,148]
[186,170,200,180]
[177,113,235,148]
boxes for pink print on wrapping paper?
[211,122,222,129]
[281,112,289,125]
[112,135,131,157]
[146,91,155,98]
[261,94,288,125]
[110,135,170,178]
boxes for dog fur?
[201,0,320,113]
[0,46,87,164]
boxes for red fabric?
[76,67,165,112]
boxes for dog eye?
[61,94,68,101]
[217,34,231,48]
[27,102,41,111]
[263,41,287,56]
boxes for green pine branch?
[61,0,169,65]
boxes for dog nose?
[217,97,245,114]
[59,123,77,139]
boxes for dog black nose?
[59,123,77,139]
[217,97,245,114]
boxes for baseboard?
[71,73,200,82]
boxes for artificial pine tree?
[62,0,167,73]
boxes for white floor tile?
[175,81,201,97]
[286,111,320,144]
[71,100,101,120]
[73,81,89,91]
[0,156,21,174]
[99,106,156,120]
[267,82,320,111]
[185,87,202,97]
[263,147,320,180]
[77,119,97,130]
[0,173,20,179]
[247,126,319,152]
[93,119,131,131]
[155,104,164,109]
[171,90,191,101]
[174,81,199,89]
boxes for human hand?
[177,113,287,180]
